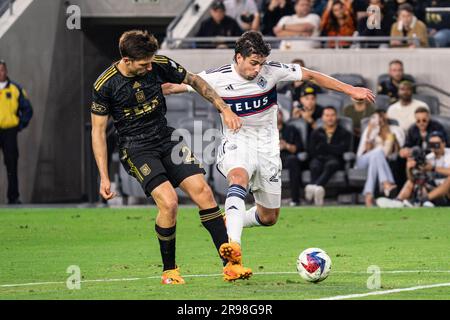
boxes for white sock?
[243,206,262,228]
[224,185,247,244]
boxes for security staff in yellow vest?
[0,60,33,204]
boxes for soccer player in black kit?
[91,30,251,284]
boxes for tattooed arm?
[181,72,242,132]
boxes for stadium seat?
[377,74,416,86]
[277,93,293,115]
[413,94,440,115]
[330,73,366,87]
[316,93,344,113]
[301,117,354,189]
[431,115,450,142]
[375,94,391,111]
[165,93,195,127]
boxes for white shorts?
[216,136,282,209]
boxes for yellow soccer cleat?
[161,267,185,285]
[223,262,253,282]
[219,242,243,264]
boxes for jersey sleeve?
[267,61,303,82]
[91,86,111,116]
[153,55,187,84]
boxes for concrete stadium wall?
[160,48,450,115]
[0,0,84,203]
[71,0,190,17]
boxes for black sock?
[155,224,177,271]
[200,207,228,266]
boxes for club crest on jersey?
[257,76,267,89]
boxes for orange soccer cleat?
[161,267,185,285]
[219,242,243,265]
[223,262,253,282]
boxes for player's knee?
[159,195,179,215]
[259,210,280,226]
[197,183,215,203]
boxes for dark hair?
[0,60,6,68]
[292,58,305,67]
[323,106,337,114]
[119,30,159,60]
[398,3,414,14]
[389,59,403,67]
[235,31,271,60]
[415,107,430,114]
[327,0,345,32]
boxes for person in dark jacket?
[196,1,243,48]
[278,109,303,206]
[305,106,352,206]
[0,60,33,204]
[400,107,449,158]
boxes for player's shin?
[155,224,177,271]
[199,206,229,264]
[224,185,247,244]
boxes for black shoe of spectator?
[8,199,22,205]
[384,186,398,199]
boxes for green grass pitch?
[0,207,449,300]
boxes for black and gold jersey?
[91,55,187,143]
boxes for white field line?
[0,270,449,289]
[318,282,450,300]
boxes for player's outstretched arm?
[301,68,376,103]
[183,72,242,132]
[91,114,116,200]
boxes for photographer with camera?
[394,132,450,207]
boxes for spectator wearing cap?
[196,1,243,48]
[399,107,449,159]
[306,106,352,206]
[378,59,416,104]
[291,86,323,136]
[387,81,429,133]
[0,60,33,205]
[278,109,304,206]
[223,0,261,32]
[343,98,376,151]
[390,3,429,48]
[273,0,321,50]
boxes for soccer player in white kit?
[164,31,375,280]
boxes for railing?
[415,83,450,111]
[165,35,421,50]
[166,0,195,45]
[0,0,13,17]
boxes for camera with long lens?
[411,146,427,167]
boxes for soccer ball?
[296,248,332,283]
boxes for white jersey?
[197,62,303,208]
[198,62,303,131]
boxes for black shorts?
[119,135,205,197]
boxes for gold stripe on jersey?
[153,55,169,64]
[94,66,115,88]
[95,69,118,91]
